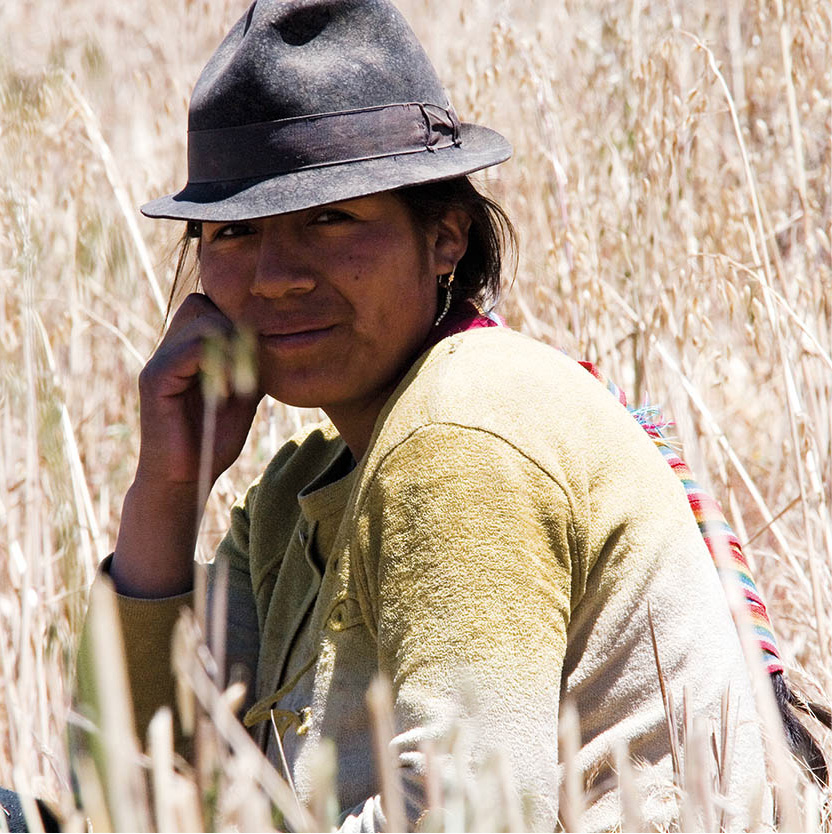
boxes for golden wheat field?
[1,0,830,829]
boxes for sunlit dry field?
[1,0,830,829]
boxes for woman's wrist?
[110,478,203,598]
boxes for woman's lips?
[259,324,337,349]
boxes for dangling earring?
[433,271,455,327]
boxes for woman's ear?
[432,208,471,275]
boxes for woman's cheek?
[200,267,248,319]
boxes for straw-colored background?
[1,0,829,827]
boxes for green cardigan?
[80,328,766,830]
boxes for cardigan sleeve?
[73,555,195,753]
[351,422,579,829]
[74,488,260,755]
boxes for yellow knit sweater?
[78,327,766,830]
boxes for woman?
[75,0,775,829]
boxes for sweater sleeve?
[352,423,579,829]
[74,489,260,755]
[73,555,194,754]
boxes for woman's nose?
[251,223,317,298]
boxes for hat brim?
[140,123,510,222]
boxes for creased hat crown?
[190,0,449,129]
[141,0,511,221]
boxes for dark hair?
[772,670,831,786]
[164,176,516,323]
[165,232,198,324]
[396,176,515,310]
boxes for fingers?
[135,293,262,486]
[162,292,235,355]
[143,294,258,401]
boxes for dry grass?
[1,0,829,829]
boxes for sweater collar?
[420,301,503,354]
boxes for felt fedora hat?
[141,0,511,222]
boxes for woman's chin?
[259,372,350,411]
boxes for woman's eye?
[212,223,255,240]
[311,209,352,225]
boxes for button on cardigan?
[77,327,767,830]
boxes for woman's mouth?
[259,325,337,350]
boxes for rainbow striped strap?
[577,360,783,675]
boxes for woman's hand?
[136,293,261,488]
[111,293,262,598]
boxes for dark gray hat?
[141,0,511,222]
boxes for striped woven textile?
[577,360,784,675]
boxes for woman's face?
[199,191,467,419]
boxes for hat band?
[187,103,462,184]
